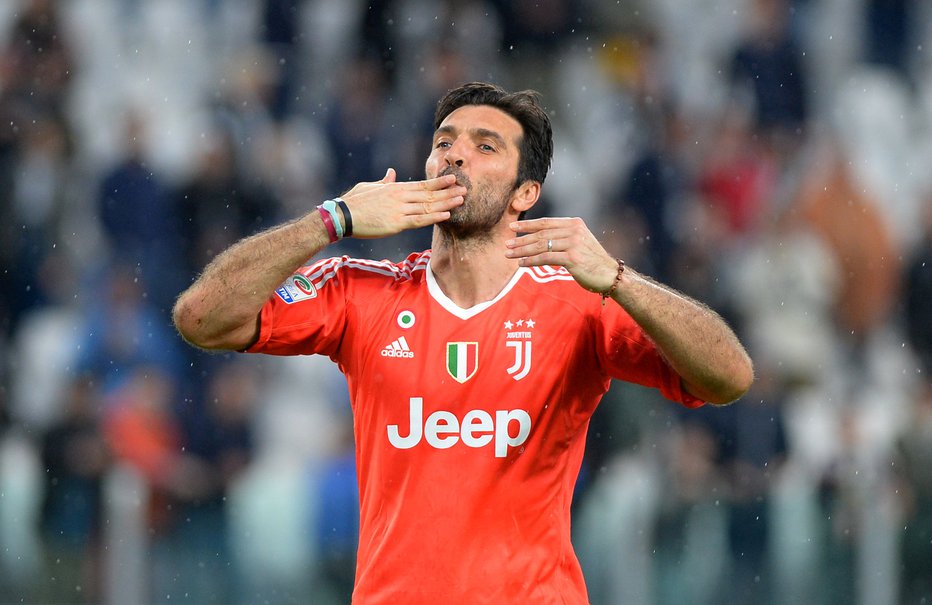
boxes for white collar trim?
[426,260,524,320]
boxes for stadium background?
[0,0,930,603]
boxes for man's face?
[425,104,523,238]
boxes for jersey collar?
[425,260,524,320]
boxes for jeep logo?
[387,397,531,458]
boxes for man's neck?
[429,226,521,309]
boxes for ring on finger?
[547,239,553,252]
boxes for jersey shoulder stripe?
[525,265,576,283]
[299,251,430,291]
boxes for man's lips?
[440,168,470,190]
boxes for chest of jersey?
[339,271,598,462]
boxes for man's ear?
[511,180,541,214]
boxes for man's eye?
[479,144,495,152]
[436,141,451,149]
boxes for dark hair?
[433,82,553,186]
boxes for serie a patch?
[275,273,317,303]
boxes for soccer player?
[173,82,754,604]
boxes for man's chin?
[437,216,480,239]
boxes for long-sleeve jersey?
[247,250,704,604]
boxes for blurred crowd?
[0,0,930,603]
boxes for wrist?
[600,258,625,305]
[317,204,340,242]
[334,197,353,237]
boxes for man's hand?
[343,169,466,238]
[508,217,754,405]
[505,217,617,294]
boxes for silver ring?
[547,239,553,252]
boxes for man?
[173,82,753,604]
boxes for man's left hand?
[506,217,618,295]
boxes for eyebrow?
[435,125,510,150]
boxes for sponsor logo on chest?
[387,397,530,458]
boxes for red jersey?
[247,250,703,604]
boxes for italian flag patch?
[446,342,478,383]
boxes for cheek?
[425,153,443,177]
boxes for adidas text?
[381,349,414,358]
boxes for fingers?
[504,217,594,268]
[400,177,465,216]
[404,191,465,215]
[407,209,454,229]
[418,173,458,191]
[340,171,465,238]
[510,217,573,234]
[504,231,573,267]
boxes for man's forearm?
[612,268,754,405]
[172,172,465,351]
[173,211,332,351]
[503,216,753,404]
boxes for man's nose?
[444,141,465,167]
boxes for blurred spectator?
[616,103,692,282]
[793,141,901,364]
[102,368,189,533]
[665,195,740,331]
[214,44,332,221]
[573,382,669,605]
[816,408,867,605]
[0,112,77,331]
[904,199,932,376]
[496,0,580,97]
[0,0,77,334]
[260,0,306,119]
[697,106,779,238]
[360,0,399,80]
[97,110,185,315]
[39,375,109,605]
[494,0,578,54]
[691,369,788,605]
[0,419,43,603]
[311,425,359,605]
[894,383,932,604]
[652,419,728,605]
[0,0,74,116]
[863,0,916,79]
[728,0,809,139]
[9,252,83,431]
[323,55,391,195]
[578,380,671,507]
[102,366,227,602]
[729,196,839,387]
[175,125,280,278]
[596,204,662,290]
[321,54,402,258]
[161,359,257,603]
[74,262,183,394]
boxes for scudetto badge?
[446,342,478,383]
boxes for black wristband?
[335,198,353,237]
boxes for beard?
[437,166,517,241]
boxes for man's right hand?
[173,169,466,351]
[340,169,466,238]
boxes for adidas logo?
[381,336,414,358]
